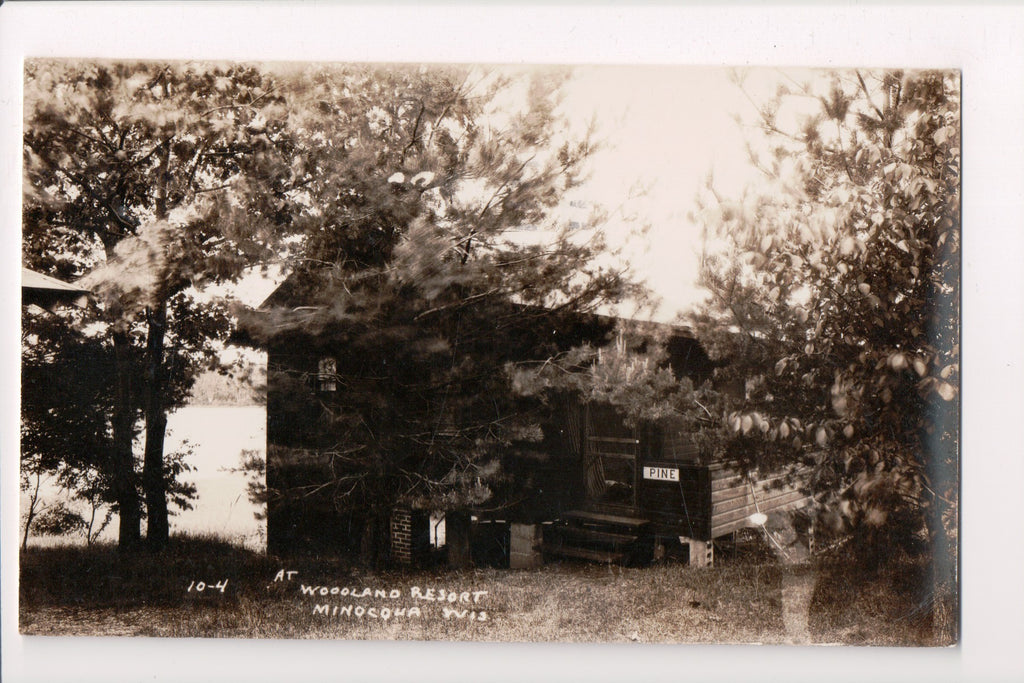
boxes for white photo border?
[2,3,1022,682]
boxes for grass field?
[18,534,951,645]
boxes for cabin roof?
[22,268,89,294]
[258,268,698,340]
[22,268,90,309]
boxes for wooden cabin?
[529,402,813,568]
[258,273,811,567]
[465,331,812,568]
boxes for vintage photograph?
[18,58,960,647]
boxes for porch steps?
[562,510,650,529]
[540,543,627,564]
[554,526,639,547]
[542,509,654,566]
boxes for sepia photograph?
[17,56,960,644]
[2,4,1022,683]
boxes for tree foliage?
[20,303,196,548]
[22,59,297,548]
[21,303,122,549]
[509,321,716,435]
[252,65,644,562]
[690,70,959,580]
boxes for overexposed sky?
[559,65,763,321]
[224,65,770,317]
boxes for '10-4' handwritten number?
[187,579,228,593]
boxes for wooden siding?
[655,416,701,462]
[637,463,711,540]
[708,464,813,538]
[576,405,813,542]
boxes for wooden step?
[541,543,627,564]
[563,510,650,529]
[546,526,639,548]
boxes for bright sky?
[557,65,763,322]
[223,65,770,318]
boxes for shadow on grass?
[807,554,955,646]
[20,530,954,645]
[20,534,292,609]
[22,532,790,642]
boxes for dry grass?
[808,556,957,646]
[19,534,952,645]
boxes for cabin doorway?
[583,404,640,513]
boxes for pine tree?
[691,69,959,640]
[251,65,643,565]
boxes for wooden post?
[510,523,543,569]
[681,536,714,568]
[446,510,472,569]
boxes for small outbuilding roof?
[22,268,89,293]
[22,268,90,309]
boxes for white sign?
[643,466,679,482]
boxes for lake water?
[165,404,266,548]
[22,404,266,550]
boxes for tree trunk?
[446,510,473,569]
[85,496,97,547]
[360,511,389,570]
[143,302,170,549]
[141,135,175,551]
[112,331,142,550]
[22,470,42,552]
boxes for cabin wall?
[638,463,712,539]
[262,307,752,559]
[266,339,336,449]
[639,462,813,542]
[266,335,593,553]
[709,464,814,538]
[266,338,363,555]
